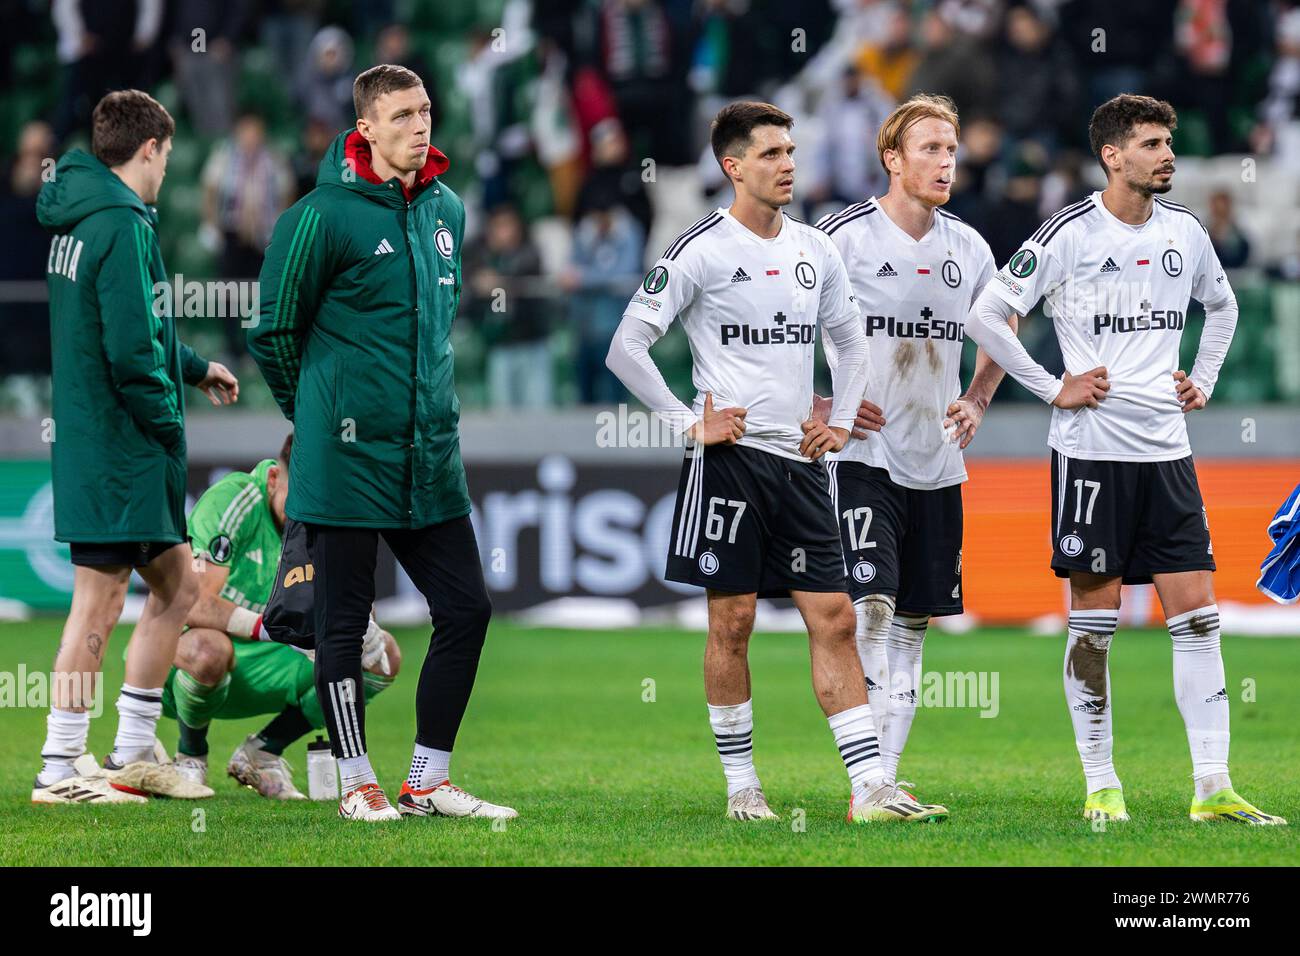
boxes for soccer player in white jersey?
[966,94,1285,825]
[814,95,1008,811]
[607,101,946,824]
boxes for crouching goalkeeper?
[163,434,401,798]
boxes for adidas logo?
[877,261,899,277]
[1206,687,1228,703]
[730,267,751,283]
[374,239,395,256]
[1100,257,1121,273]
[247,548,263,565]
[1073,696,1106,714]
[890,689,918,703]
[865,676,883,691]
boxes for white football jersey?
[622,206,861,461]
[986,191,1235,462]
[817,198,995,490]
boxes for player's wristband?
[227,606,260,639]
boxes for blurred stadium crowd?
[2,0,1300,413]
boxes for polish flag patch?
[1136,259,1150,266]
[916,266,931,275]
[766,269,780,275]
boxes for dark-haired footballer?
[967,94,1284,826]
[33,90,238,805]
[606,101,947,825]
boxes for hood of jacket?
[316,129,450,202]
[37,149,151,232]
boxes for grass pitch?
[0,618,1295,866]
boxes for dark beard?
[1130,176,1173,197]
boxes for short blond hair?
[876,93,960,174]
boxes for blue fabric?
[1257,482,1300,604]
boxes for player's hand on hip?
[1052,366,1109,410]
[690,391,747,446]
[853,398,885,439]
[198,361,240,406]
[800,419,847,460]
[1173,370,1207,413]
[943,394,986,450]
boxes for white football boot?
[397,780,518,819]
[172,753,208,789]
[726,786,780,821]
[31,753,148,805]
[848,782,948,823]
[338,782,400,822]
[227,734,307,800]
[103,739,214,799]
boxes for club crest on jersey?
[1162,249,1183,277]
[794,261,817,289]
[942,259,961,288]
[643,266,669,294]
[434,227,455,259]
[1009,248,1037,278]
[1059,534,1085,557]
[698,551,719,575]
[853,560,876,584]
[208,535,232,562]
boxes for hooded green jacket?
[37,150,209,544]
[248,130,470,529]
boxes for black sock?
[177,718,209,757]
[257,706,313,756]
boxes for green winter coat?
[37,150,209,544]
[248,130,470,529]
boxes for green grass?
[0,618,1295,865]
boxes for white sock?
[708,699,761,797]
[1168,605,1231,800]
[110,685,162,764]
[854,595,893,744]
[338,753,378,793]
[407,744,452,790]
[828,703,885,802]
[881,614,927,783]
[1064,610,1121,793]
[38,707,91,786]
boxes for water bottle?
[306,736,338,801]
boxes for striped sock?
[1064,610,1121,793]
[1168,605,1231,800]
[828,703,885,802]
[110,684,163,764]
[708,699,761,797]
